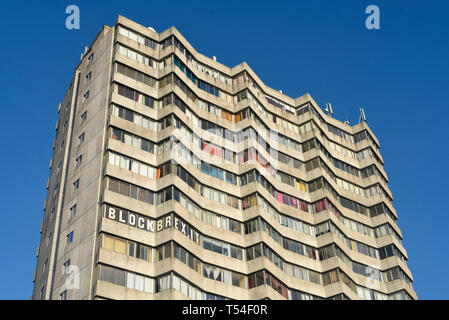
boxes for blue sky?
[0,0,447,299]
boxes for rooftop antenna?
[81,46,89,60]
[324,102,333,117]
[344,108,349,125]
[359,108,367,123]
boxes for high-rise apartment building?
[32,16,416,300]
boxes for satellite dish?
[147,27,156,32]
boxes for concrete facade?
[32,15,416,300]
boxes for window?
[66,231,74,245]
[116,62,156,87]
[70,204,77,217]
[63,259,71,274]
[82,91,90,103]
[53,184,59,198]
[60,290,67,300]
[88,53,94,62]
[78,132,85,145]
[114,83,160,108]
[86,71,92,80]
[81,111,87,122]
[43,258,48,275]
[75,155,82,167]
[47,232,52,247]
[72,179,79,191]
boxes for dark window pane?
[109,179,119,193]
[118,181,129,196]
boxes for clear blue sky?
[0,0,447,300]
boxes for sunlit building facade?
[32,16,416,300]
